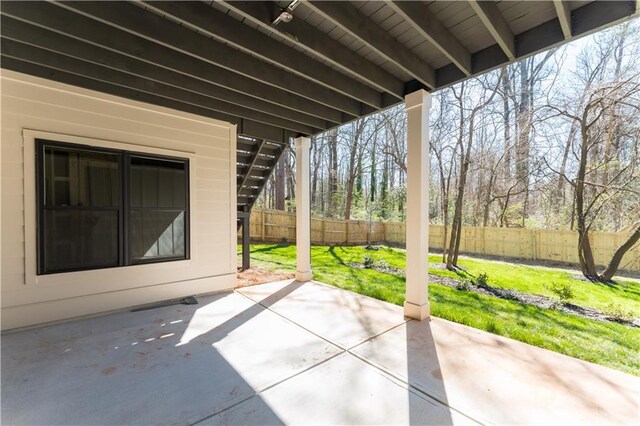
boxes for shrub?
[474,272,490,288]
[545,282,575,303]
[363,254,375,269]
[377,260,389,270]
[456,279,472,291]
[604,303,635,323]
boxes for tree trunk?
[501,68,512,179]
[575,125,598,278]
[327,130,338,217]
[599,224,640,281]
[344,121,363,220]
[311,139,321,207]
[557,120,578,202]
[286,152,295,211]
[370,138,377,203]
[483,172,497,227]
[446,85,467,269]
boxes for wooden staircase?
[236,134,287,219]
[236,134,288,269]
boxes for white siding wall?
[0,70,237,330]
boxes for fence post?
[321,218,326,245]
[260,209,266,241]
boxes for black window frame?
[125,152,190,266]
[36,139,190,275]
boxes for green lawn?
[243,244,640,376]
[429,255,640,317]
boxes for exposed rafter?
[0,18,331,131]
[56,1,363,116]
[305,0,436,90]
[218,0,404,101]
[0,2,347,125]
[387,1,471,76]
[1,0,636,143]
[439,1,635,88]
[468,0,515,60]
[554,0,572,39]
[2,56,294,142]
[143,1,383,110]
[1,39,317,134]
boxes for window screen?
[129,156,188,263]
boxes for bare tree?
[547,75,640,279]
[446,72,503,269]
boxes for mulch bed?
[349,262,638,327]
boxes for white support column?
[404,89,431,320]
[295,136,313,282]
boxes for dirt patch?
[237,268,295,288]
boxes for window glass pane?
[130,156,186,208]
[44,146,119,207]
[44,210,118,272]
[130,210,185,261]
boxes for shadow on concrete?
[406,318,454,425]
[1,282,307,425]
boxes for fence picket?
[240,209,639,272]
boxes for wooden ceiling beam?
[56,1,362,116]
[468,0,515,60]
[218,0,405,100]
[1,39,318,134]
[0,1,349,124]
[144,1,383,110]
[306,1,436,90]
[1,57,297,142]
[438,1,636,88]
[388,1,472,76]
[554,0,572,39]
[0,16,331,130]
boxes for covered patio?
[3,280,638,425]
[2,0,638,324]
[2,1,640,424]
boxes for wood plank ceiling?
[1,1,638,144]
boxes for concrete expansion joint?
[235,289,342,350]
[345,345,485,426]
[234,288,478,424]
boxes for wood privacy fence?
[242,209,640,272]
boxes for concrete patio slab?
[352,316,640,425]
[203,352,476,426]
[1,291,341,425]
[238,280,407,348]
[3,279,638,425]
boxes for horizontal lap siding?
[1,70,236,329]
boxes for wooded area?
[254,21,640,280]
